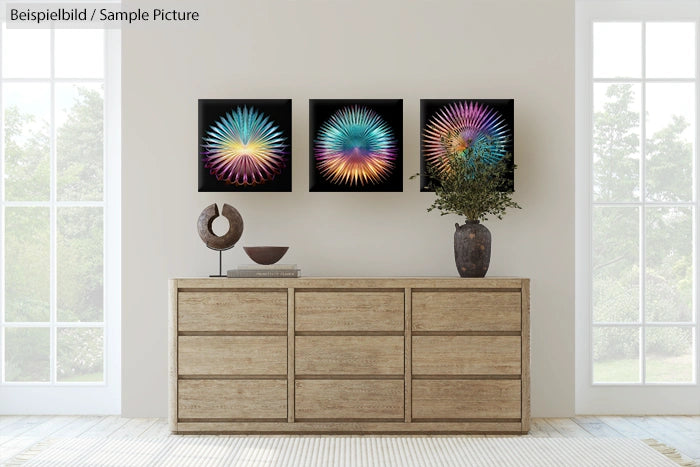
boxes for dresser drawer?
[295,336,404,375]
[178,380,287,420]
[413,336,521,375]
[178,291,287,332]
[295,380,404,420]
[178,336,287,375]
[412,291,521,332]
[295,291,403,331]
[412,380,521,420]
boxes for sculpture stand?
[210,250,224,277]
[209,246,234,278]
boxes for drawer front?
[412,291,521,332]
[178,380,287,420]
[295,336,404,375]
[178,291,287,332]
[295,380,404,420]
[178,336,287,375]
[413,336,521,375]
[412,380,521,420]
[295,291,404,331]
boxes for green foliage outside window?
[593,84,693,381]
[4,86,105,382]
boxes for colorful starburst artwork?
[198,99,292,192]
[420,99,514,192]
[310,99,403,192]
[202,107,285,185]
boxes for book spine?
[228,270,300,278]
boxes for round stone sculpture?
[197,203,244,251]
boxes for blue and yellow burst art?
[198,99,292,192]
[420,99,514,192]
[310,99,403,192]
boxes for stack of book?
[227,264,301,278]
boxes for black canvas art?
[309,99,403,192]
[198,99,292,192]
[420,99,514,192]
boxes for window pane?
[594,23,641,78]
[57,207,103,322]
[57,327,103,382]
[3,83,51,201]
[645,327,693,383]
[5,327,50,382]
[1,25,50,78]
[593,83,641,202]
[56,84,104,201]
[4,207,50,322]
[55,30,104,78]
[646,23,695,78]
[645,207,693,323]
[593,327,640,383]
[593,207,639,323]
[645,83,695,202]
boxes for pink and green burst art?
[310,99,403,192]
[420,99,514,192]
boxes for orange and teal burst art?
[420,99,514,192]
[199,99,292,192]
[310,99,403,192]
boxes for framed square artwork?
[198,99,292,192]
[420,99,514,192]
[309,99,403,192]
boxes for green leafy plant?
[412,143,521,223]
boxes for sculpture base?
[209,249,227,277]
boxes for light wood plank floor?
[0,416,699,464]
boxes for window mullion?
[640,21,648,385]
[49,27,57,384]
[588,17,596,388]
[0,20,4,384]
[695,18,700,384]
[593,201,696,207]
[593,77,695,84]
[594,322,696,326]
[102,30,108,383]
[2,77,104,84]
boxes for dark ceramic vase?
[454,220,491,278]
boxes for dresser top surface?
[172,277,529,289]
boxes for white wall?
[122,0,575,417]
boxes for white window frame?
[576,0,700,414]
[0,11,121,414]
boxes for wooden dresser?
[169,277,530,434]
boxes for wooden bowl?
[243,246,289,265]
